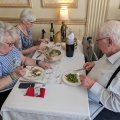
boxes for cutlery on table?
[74,68,85,71]
[74,68,85,75]
[36,52,42,58]
[19,80,43,84]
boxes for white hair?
[20,9,36,22]
[0,21,18,44]
[98,21,120,44]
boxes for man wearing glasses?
[0,21,51,110]
[80,21,120,120]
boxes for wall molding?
[0,17,86,25]
[107,18,120,21]
[0,0,32,8]
[41,0,78,8]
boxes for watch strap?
[36,60,41,66]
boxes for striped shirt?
[0,47,22,92]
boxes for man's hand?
[83,62,95,70]
[80,74,95,88]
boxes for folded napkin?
[25,86,34,96]
[66,30,74,45]
[25,84,46,98]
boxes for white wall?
[0,0,119,42]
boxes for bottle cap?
[42,83,46,87]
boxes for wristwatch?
[36,60,41,66]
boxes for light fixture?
[60,7,69,42]
[60,8,69,20]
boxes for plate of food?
[44,46,62,62]
[23,66,45,81]
[62,71,81,86]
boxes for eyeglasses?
[6,42,15,47]
[96,37,109,42]
[29,21,34,24]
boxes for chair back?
[82,36,98,62]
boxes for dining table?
[1,42,91,120]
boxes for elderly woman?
[0,21,50,109]
[15,9,48,57]
[80,21,120,120]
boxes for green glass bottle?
[50,22,54,41]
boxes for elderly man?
[0,21,50,109]
[80,21,120,120]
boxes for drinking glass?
[44,58,53,84]
[53,70,60,83]
[55,42,61,50]
[52,59,61,83]
[45,68,53,84]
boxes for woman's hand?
[80,74,95,88]
[38,38,49,44]
[35,44,45,51]
[12,66,27,78]
[83,62,95,70]
[38,61,51,69]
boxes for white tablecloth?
[1,42,90,120]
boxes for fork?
[74,68,85,71]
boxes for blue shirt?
[15,27,33,50]
[0,47,22,92]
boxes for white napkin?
[66,32,74,45]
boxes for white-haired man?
[80,21,120,120]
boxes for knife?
[19,80,43,84]
[36,52,42,58]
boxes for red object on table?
[38,88,46,98]
[25,86,46,98]
[25,86,34,96]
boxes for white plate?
[44,49,62,62]
[62,70,81,86]
[23,66,45,81]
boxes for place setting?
[19,65,45,84]
[20,45,63,85]
[62,68,85,86]
[44,56,62,84]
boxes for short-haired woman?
[15,9,48,57]
[0,21,50,109]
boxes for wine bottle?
[50,22,54,41]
